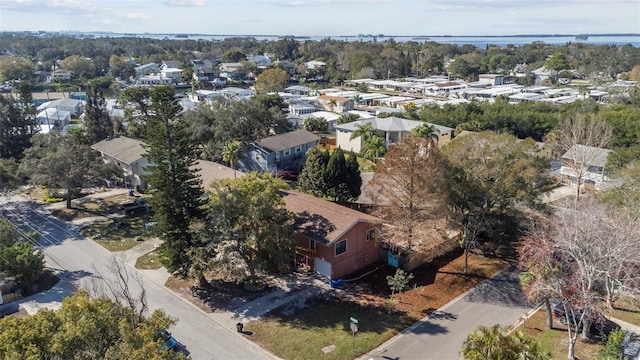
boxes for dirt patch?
[267,251,507,321]
[165,276,274,313]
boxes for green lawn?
[356,156,375,173]
[249,301,414,360]
[610,297,640,326]
[81,217,151,252]
[135,250,163,270]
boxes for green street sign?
[350,317,358,324]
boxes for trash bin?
[236,322,244,333]
[128,189,135,196]
[330,279,344,289]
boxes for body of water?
[91,33,640,47]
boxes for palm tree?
[410,123,440,145]
[222,140,242,178]
[352,94,362,111]
[461,325,513,360]
[360,134,386,162]
[327,98,337,112]
[350,122,375,142]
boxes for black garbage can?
[236,322,244,333]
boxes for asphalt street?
[361,264,530,360]
[0,195,276,360]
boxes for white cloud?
[163,0,205,6]
[272,0,391,7]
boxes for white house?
[160,68,183,82]
[37,108,71,128]
[559,144,613,189]
[135,63,159,76]
[37,98,83,117]
[335,117,453,153]
[188,89,224,103]
[249,55,271,68]
[220,87,254,100]
[305,60,326,70]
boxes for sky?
[1,0,639,36]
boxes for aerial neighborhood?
[1,31,640,360]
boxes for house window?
[275,151,280,159]
[296,146,302,153]
[366,228,376,241]
[310,239,316,251]
[335,239,347,256]
[284,149,291,156]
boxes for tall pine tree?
[0,83,39,160]
[143,86,204,276]
[297,147,330,197]
[83,81,112,145]
[345,151,362,201]
[325,147,349,203]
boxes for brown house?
[281,190,382,279]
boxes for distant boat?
[575,35,588,41]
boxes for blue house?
[238,129,320,174]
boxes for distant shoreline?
[3,31,639,38]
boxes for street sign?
[350,323,358,334]
[350,317,358,324]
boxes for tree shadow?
[290,210,336,243]
[463,264,527,307]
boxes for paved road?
[1,195,276,360]
[361,264,530,360]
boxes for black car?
[551,301,610,338]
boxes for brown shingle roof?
[192,160,244,188]
[281,190,381,245]
[91,136,146,165]
[255,129,320,153]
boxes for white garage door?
[314,257,332,279]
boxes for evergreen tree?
[0,83,39,160]
[83,81,112,145]
[325,147,349,202]
[297,147,330,198]
[345,151,362,201]
[143,86,204,277]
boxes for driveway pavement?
[360,264,530,360]
[1,194,278,360]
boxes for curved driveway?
[361,264,530,360]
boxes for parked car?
[551,301,609,338]
[157,329,178,351]
[276,170,299,181]
[121,198,148,215]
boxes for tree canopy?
[0,290,185,360]
[19,133,122,208]
[0,219,44,292]
[196,173,295,284]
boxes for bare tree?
[520,197,640,359]
[366,137,451,252]
[90,255,148,330]
[557,115,613,200]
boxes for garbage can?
[128,189,135,196]
[236,322,244,333]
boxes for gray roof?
[255,129,320,153]
[335,117,453,134]
[91,136,146,165]
[562,144,612,167]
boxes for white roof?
[300,111,342,122]
[335,117,453,134]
